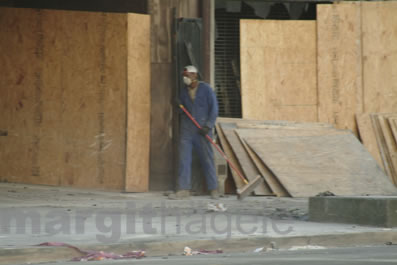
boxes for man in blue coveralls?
[169,65,219,200]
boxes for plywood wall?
[0,8,38,184]
[240,20,318,122]
[317,2,363,134]
[241,1,397,135]
[126,13,151,192]
[362,1,397,114]
[0,8,150,191]
[317,1,397,133]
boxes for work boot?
[168,190,190,200]
[210,189,219,200]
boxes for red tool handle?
[179,104,248,185]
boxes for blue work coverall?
[178,82,219,191]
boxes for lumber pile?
[357,113,397,186]
[216,117,397,197]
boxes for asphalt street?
[22,245,397,265]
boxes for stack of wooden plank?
[357,113,397,186]
[216,117,397,197]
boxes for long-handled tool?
[178,104,263,200]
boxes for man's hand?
[174,98,182,108]
[199,126,210,136]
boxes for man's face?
[183,71,197,80]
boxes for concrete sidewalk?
[1,183,397,264]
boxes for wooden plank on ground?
[235,127,346,139]
[219,123,271,195]
[245,133,397,197]
[377,114,397,185]
[389,117,397,144]
[240,20,317,122]
[236,135,287,197]
[356,113,384,170]
[362,2,397,113]
[371,114,394,181]
[125,13,151,192]
[235,127,349,197]
[236,123,333,130]
[215,124,245,189]
[217,117,333,129]
[317,2,363,134]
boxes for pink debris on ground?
[36,242,145,261]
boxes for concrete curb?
[2,230,397,265]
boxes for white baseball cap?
[183,65,198,73]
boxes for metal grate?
[215,4,262,118]
[214,1,317,118]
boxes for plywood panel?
[126,13,151,192]
[237,135,288,197]
[102,13,130,189]
[217,118,333,129]
[240,20,317,122]
[389,118,397,144]
[0,7,148,191]
[317,3,363,134]
[235,127,346,139]
[219,123,271,195]
[378,114,397,186]
[371,114,394,180]
[48,10,127,190]
[246,133,397,197]
[215,124,245,189]
[236,122,333,130]
[356,113,384,170]
[362,2,397,113]
[54,11,100,187]
[235,127,349,196]
[39,10,64,186]
[0,8,39,183]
